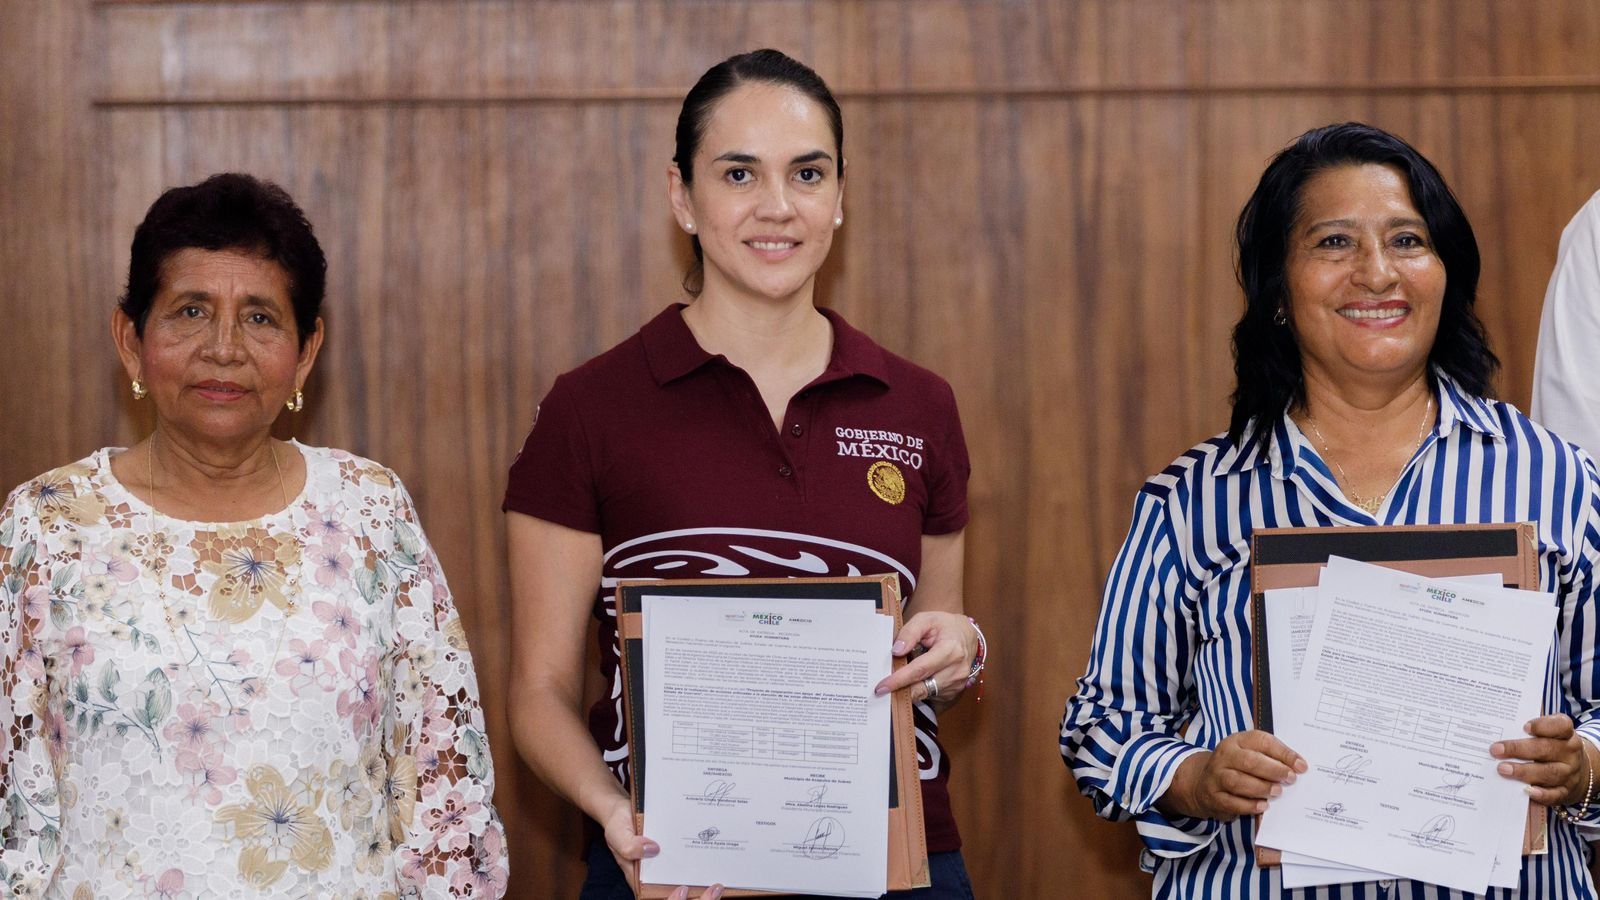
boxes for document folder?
[1249,523,1546,866]
[615,575,930,898]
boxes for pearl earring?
[684,222,695,233]
[833,217,843,228]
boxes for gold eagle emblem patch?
[867,461,906,505]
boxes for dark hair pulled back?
[673,48,843,295]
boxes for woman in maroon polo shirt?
[504,49,984,900]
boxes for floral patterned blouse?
[0,443,509,898]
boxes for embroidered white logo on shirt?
[833,426,925,469]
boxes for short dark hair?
[120,173,326,349]
[1229,122,1497,442]
[673,48,844,295]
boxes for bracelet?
[964,616,987,699]
[1553,739,1597,825]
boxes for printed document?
[1263,572,1521,890]
[639,595,893,897]
[1256,558,1554,893]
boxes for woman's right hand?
[1160,730,1307,822]
[600,795,726,900]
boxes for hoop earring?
[131,379,148,400]
[286,389,304,413]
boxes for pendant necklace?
[1305,394,1433,517]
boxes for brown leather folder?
[1249,523,1547,866]
[614,575,931,897]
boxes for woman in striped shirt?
[1061,122,1600,898]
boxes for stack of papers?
[639,595,894,898]
[1255,557,1556,892]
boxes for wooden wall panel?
[0,1,102,485]
[94,0,1600,105]
[7,2,1600,897]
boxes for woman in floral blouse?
[0,173,508,897]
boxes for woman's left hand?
[1491,714,1591,806]
[873,611,977,705]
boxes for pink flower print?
[414,739,445,797]
[416,689,453,742]
[307,504,354,548]
[337,651,383,737]
[62,626,95,676]
[274,638,331,692]
[16,641,45,680]
[397,846,428,883]
[314,600,360,648]
[179,748,237,805]
[308,545,354,588]
[42,709,68,758]
[153,868,185,898]
[422,789,481,852]
[451,826,508,896]
[163,702,218,751]
[19,585,47,621]
[93,552,140,585]
[174,746,205,775]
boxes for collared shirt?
[1533,189,1600,456]
[505,303,971,851]
[1061,373,1600,899]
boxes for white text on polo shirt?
[834,426,925,469]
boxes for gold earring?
[286,389,304,413]
[131,379,148,400]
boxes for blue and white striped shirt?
[1061,373,1600,899]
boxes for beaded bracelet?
[1553,739,1598,825]
[964,616,987,700]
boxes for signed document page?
[1264,574,1516,889]
[639,595,893,898]
[1256,558,1554,893]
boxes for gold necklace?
[147,433,301,712]
[1304,395,1433,516]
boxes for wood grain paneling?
[7,2,1600,897]
[96,0,1600,106]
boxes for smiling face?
[1285,163,1446,389]
[115,247,322,448]
[669,81,845,307]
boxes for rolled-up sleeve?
[1060,488,1217,858]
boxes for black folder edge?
[1250,524,1526,734]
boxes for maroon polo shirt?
[504,303,971,853]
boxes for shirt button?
[789,424,803,437]
[778,465,793,478]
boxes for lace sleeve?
[0,486,64,894]
[384,479,509,897]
